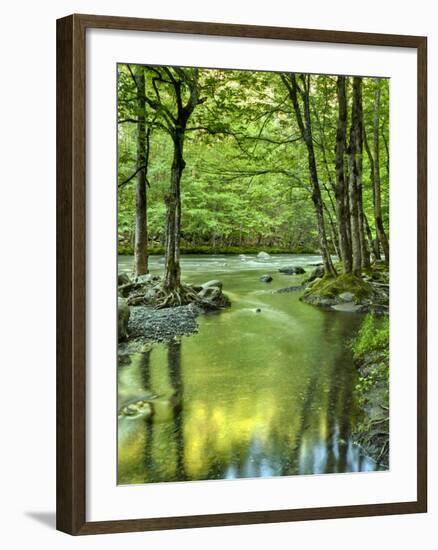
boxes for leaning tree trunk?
[334,76,352,273]
[134,66,148,276]
[372,78,390,263]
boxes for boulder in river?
[202,279,223,290]
[260,274,273,283]
[257,251,270,259]
[279,266,306,275]
[306,265,325,282]
[118,297,130,341]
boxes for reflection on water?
[117,254,377,484]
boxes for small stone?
[256,308,262,313]
[260,275,273,283]
[339,292,355,302]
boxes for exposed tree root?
[154,284,201,309]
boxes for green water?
[117,254,376,484]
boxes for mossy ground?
[303,273,373,302]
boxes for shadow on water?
[167,340,186,481]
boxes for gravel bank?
[128,304,200,343]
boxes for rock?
[119,399,153,420]
[331,302,363,313]
[301,294,338,308]
[306,265,325,282]
[339,291,355,302]
[118,297,130,341]
[118,272,130,286]
[143,288,159,304]
[198,287,231,310]
[260,275,273,283]
[198,286,221,300]
[136,273,160,285]
[202,279,223,290]
[256,308,261,313]
[276,285,305,294]
[188,284,203,292]
[257,251,270,259]
[279,266,305,275]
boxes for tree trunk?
[348,79,362,276]
[163,130,185,291]
[334,76,352,273]
[364,212,380,261]
[283,74,337,277]
[372,78,390,263]
[363,123,381,261]
[353,78,370,270]
[134,66,148,276]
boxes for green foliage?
[117,65,390,254]
[352,313,389,360]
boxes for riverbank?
[351,314,389,468]
[118,244,319,256]
[118,271,230,348]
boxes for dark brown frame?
[57,13,427,535]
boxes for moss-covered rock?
[301,264,389,313]
[301,273,373,306]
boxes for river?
[117,253,377,485]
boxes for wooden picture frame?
[56,13,427,535]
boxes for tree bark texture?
[283,73,337,277]
[134,66,148,276]
[372,78,390,263]
[334,76,352,273]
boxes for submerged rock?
[118,399,153,420]
[279,266,306,275]
[276,285,305,294]
[260,275,273,283]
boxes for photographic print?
[116,64,390,485]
